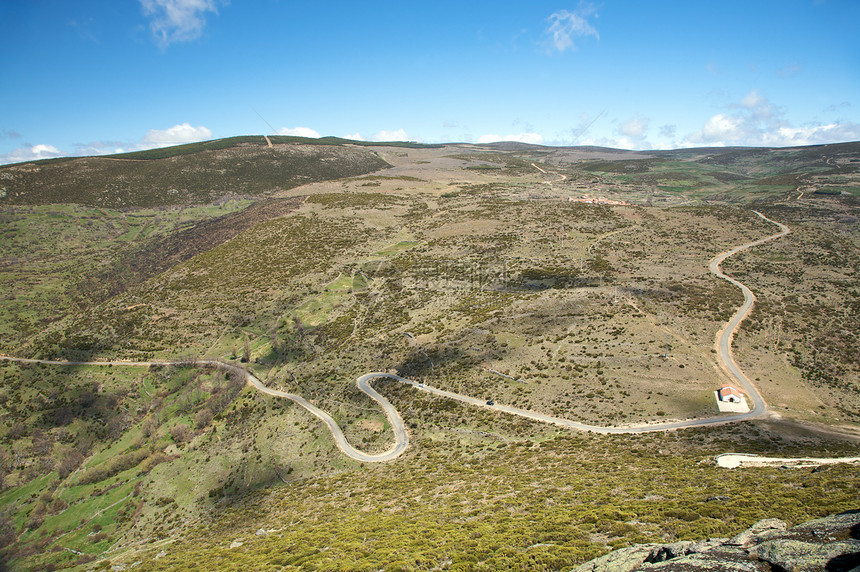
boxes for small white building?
[719,384,744,403]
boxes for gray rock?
[571,544,661,572]
[686,538,729,554]
[753,539,860,571]
[728,518,787,547]
[646,541,693,563]
[787,510,860,542]
[572,511,860,572]
[640,547,769,571]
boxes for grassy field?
[0,139,858,570]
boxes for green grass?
[34,480,135,538]
[373,240,422,256]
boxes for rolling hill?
[0,137,858,571]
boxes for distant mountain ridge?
[2,136,858,207]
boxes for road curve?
[0,355,409,463]
[0,210,792,458]
[708,211,790,420]
[250,371,408,462]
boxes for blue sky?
[1,0,858,164]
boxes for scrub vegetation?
[0,138,858,570]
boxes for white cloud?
[761,123,860,147]
[684,90,860,147]
[140,123,212,148]
[478,133,544,145]
[699,114,745,142]
[342,132,364,141]
[0,144,62,165]
[140,0,220,48]
[70,125,210,157]
[371,129,416,142]
[740,90,764,109]
[620,116,649,138]
[276,127,321,138]
[0,123,214,165]
[545,3,599,53]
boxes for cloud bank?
[140,123,212,147]
[0,123,213,165]
[276,127,321,138]
[372,129,415,142]
[684,90,860,147]
[0,144,62,164]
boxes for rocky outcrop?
[572,510,860,572]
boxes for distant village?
[568,194,630,206]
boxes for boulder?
[572,510,860,572]
[753,539,860,571]
[728,518,787,547]
[788,510,860,542]
[686,538,728,554]
[640,547,768,571]
[571,544,661,572]
[645,541,693,563]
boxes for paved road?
[716,453,860,469]
[708,211,790,420]
[251,371,408,462]
[0,210,793,457]
[399,374,768,435]
[0,355,409,463]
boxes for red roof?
[719,384,743,400]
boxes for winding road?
[709,211,790,418]
[0,210,792,461]
[249,372,409,462]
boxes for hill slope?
[0,137,391,207]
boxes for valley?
[0,137,858,570]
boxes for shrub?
[78,449,150,485]
[48,498,68,515]
[171,424,192,443]
[58,450,84,479]
[194,409,213,430]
